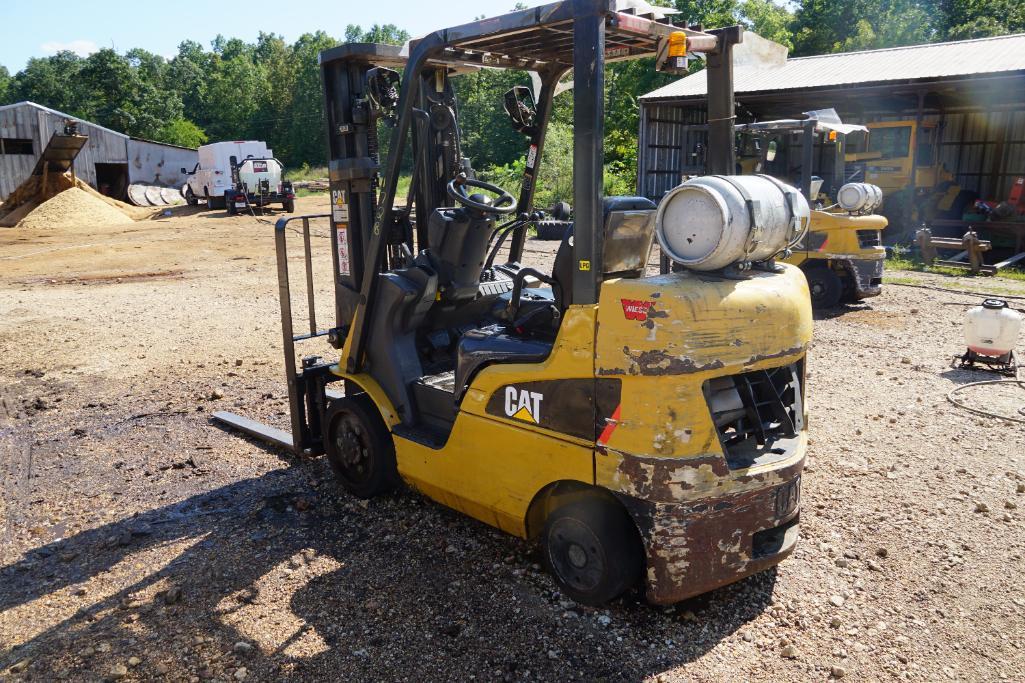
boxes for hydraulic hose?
[946,367,1025,424]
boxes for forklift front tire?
[542,498,643,606]
[804,264,843,309]
[325,395,399,499]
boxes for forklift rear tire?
[325,395,399,499]
[542,498,643,606]
[804,264,842,309]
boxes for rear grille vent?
[856,230,881,249]
[704,360,804,470]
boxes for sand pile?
[15,187,136,230]
[0,170,152,227]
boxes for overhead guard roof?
[321,0,714,71]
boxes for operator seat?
[454,196,657,401]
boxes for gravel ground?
[2,196,1025,682]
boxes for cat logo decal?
[504,386,543,424]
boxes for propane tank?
[837,182,883,214]
[655,175,811,271]
[965,299,1022,358]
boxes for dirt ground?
[2,195,1025,682]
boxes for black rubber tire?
[542,498,644,606]
[535,220,570,241]
[184,188,198,206]
[283,199,295,213]
[804,264,843,309]
[840,278,861,304]
[226,198,237,215]
[325,395,399,499]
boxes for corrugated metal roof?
[641,32,1025,101]
[0,101,129,140]
[0,101,196,150]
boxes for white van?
[181,141,294,213]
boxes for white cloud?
[40,40,99,57]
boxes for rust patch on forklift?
[614,454,804,604]
[744,345,807,366]
[628,349,726,376]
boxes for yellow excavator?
[846,120,966,233]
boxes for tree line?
[0,0,1022,183]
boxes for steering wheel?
[446,174,517,215]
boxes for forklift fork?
[212,214,340,456]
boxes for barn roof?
[640,32,1025,102]
[0,101,196,150]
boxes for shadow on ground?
[1,456,778,681]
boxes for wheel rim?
[331,412,372,484]
[548,518,606,593]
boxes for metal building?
[0,101,198,202]
[637,32,1025,203]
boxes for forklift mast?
[319,0,728,377]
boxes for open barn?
[0,101,197,204]
[637,32,1025,207]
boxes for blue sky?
[0,0,547,72]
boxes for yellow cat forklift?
[215,0,810,606]
[734,112,888,308]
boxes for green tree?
[283,32,338,166]
[11,52,86,114]
[673,0,742,28]
[792,0,938,55]
[0,65,10,104]
[77,48,184,139]
[202,52,264,141]
[942,0,1025,39]
[157,118,208,147]
[344,24,409,45]
[740,0,795,50]
[167,41,211,119]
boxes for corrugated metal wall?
[0,104,44,200]
[36,107,129,188]
[2,103,139,201]
[637,102,707,200]
[638,102,1025,202]
[127,139,197,188]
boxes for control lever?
[506,267,561,322]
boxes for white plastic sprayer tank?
[238,158,284,194]
[965,299,1023,357]
[655,175,811,271]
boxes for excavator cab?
[216,0,812,606]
